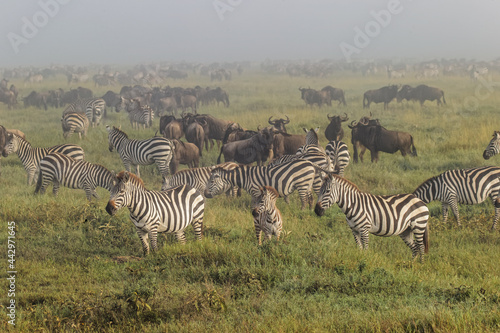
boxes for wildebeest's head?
[268,116,290,133]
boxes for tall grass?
[1,69,500,332]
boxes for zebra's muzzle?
[204,189,213,198]
[314,203,325,216]
[251,208,259,218]
[105,201,117,215]
[483,151,491,160]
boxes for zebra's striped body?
[106,171,205,255]
[315,174,429,262]
[325,140,350,177]
[205,159,316,210]
[483,131,500,160]
[35,152,116,200]
[161,165,218,194]
[413,166,500,229]
[61,112,89,139]
[3,134,85,185]
[63,98,106,128]
[106,126,174,179]
[251,186,283,245]
[128,104,154,129]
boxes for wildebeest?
[217,127,275,166]
[170,139,200,174]
[47,88,64,108]
[184,121,205,157]
[101,90,121,109]
[180,95,197,113]
[321,86,347,106]
[397,84,446,106]
[202,87,230,107]
[348,117,417,163]
[193,114,240,149]
[363,85,398,110]
[299,88,330,108]
[23,91,48,110]
[268,116,290,133]
[324,113,349,141]
[160,115,184,140]
[272,131,306,159]
[0,125,9,175]
[0,89,18,109]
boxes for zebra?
[3,134,85,185]
[315,173,429,262]
[63,98,106,128]
[483,131,500,160]
[106,125,174,179]
[128,104,154,129]
[204,159,316,210]
[105,171,205,255]
[413,166,500,230]
[35,152,116,200]
[251,186,283,245]
[61,112,89,139]
[325,140,350,177]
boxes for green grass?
[1,69,500,332]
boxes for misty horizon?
[1,0,500,67]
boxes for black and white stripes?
[35,152,116,200]
[106,171,205,255]
[316,174,429,262]
[63,98,106,128]
[413,166,500,229]
[61,112,89,139]
[483,131,500,160]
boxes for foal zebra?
[128,104,155,129]
[205,159,316,210]
[63,98,106,128]
[252,186,283,245]
[315,174,429,262]
[106,171,205,256]
[106,126,174,179]
[35,152,116,200]
[61,112,89,139]
[3,134,85,185]
[483,131,500,160]
[325,140,350,177]
[413,166,500,229]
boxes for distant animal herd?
[1,73,499,264]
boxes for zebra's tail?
[34,169,43,194]
[423,225,429,254]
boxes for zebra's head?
[106,125,126,152]
[315,173,339,216]
[252,186,278,218]
[3,133,18,156]
[106,171,141,215]
[483,131,500,160]
[204,168,233,198]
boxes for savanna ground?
[1,67,500,332]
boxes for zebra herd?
[3,122,500,262]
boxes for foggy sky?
[1,0,500,67]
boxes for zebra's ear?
[122,171,130,182]
[314,127,320,133]
[302,128,307,134]
[106,125,111,132]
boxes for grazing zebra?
[205,159,316,210]
[325,140,350,177]
[413,166,500,229]
[483,131,500,160]
[315,173,429,262]
[3,134,85,185]
[106,171,205,255]
[35,152,116,200]
[106,126,174,179]
[252,186,283,245]
[63,98,106,128]
[161,163,239,195]
[129,104,154,129]
[61,112,89,139]
[304,127,320,145]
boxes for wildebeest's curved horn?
[327,113,333,121]
[257,125,261,131]
[341,112,349,121]
[283,115,290,124]
[348,120,358,129]
[268,116,275,125]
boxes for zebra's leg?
[155,160,170,179]
[448,197,460,226]
[284,195,290,204]
[491,197,500,230]
[441,203,450,224]
[254,219,262,245]
[52,181,60,197]
[351,229,363,249]
[149,230,159,252]
[135,165,140,178]
[399,227,421,261]
[136,228,150,256]
[175,231,187,244]
[192,218,204,241]
[359,227,370,250]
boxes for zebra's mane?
[417,175,439,188]
[213,162,240,172]
[261,186,279,197]
[116,171,145,188]
[330,174,361,192]
[112,126,128,139]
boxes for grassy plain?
[1,68,500,332]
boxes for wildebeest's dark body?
[363,85,398,110]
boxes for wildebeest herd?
[0,77,499,264]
